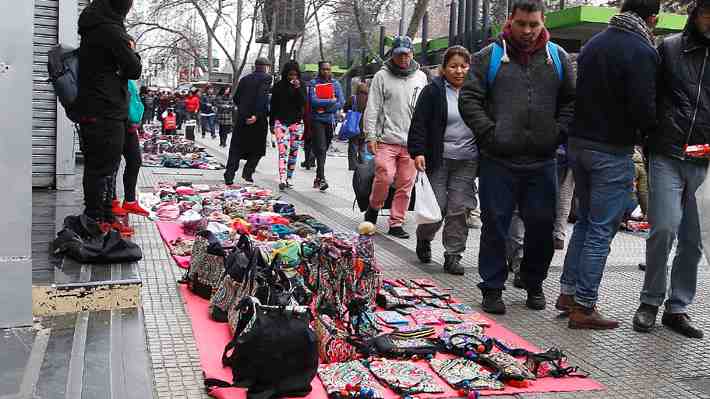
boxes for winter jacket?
[200,95,217,115]
[571,27,659,154]
[649,25,710,161]
[271,79,306,125]
[75,0,142,120]
[459,37,575,166]
[185,95,200,113]
[364,65,428,146]
[408,77,475,171]
[216,96,233,126]
[233,71,273,121]
[308,77,344,125]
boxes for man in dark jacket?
[632,0,710,339]
[459,0,575,315]
[75,0,141,227]
[558,0,659,330]
[224,57,273,185]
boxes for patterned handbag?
[186,230,226,299]
[209,235,254,322]
[313,314,360,364]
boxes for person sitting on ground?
[408,45,478,276]
[363,36,428,239]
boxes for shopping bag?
[339,96,362,140]
[414,172,442,225]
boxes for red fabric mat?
[156,221,192,269]
[179,286,604,399]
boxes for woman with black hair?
[271,60,307,190]
[216,87,233,147]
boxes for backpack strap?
[547,42,564,81]
[487,42,504,88]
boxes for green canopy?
[301,63,348,76]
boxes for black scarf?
[385,58,420,78]
[608,11,655,47]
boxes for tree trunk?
[352,0,373,58]
[233,0,243,87]
[235,2,260,84]
[314,6,325,60]
[405,0,430,39]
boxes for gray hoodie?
[364,64,428,146]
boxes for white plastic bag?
[414,172,443,225]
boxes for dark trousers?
[312,120,333,180]
[303,137,315,166]
[348,137,364,170]
[80,118,126,222]
[112,128,142,203]
[478,156,557,293]
[224,132,261,184]
[219,124,232,146]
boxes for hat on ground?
[392,36,414,55]
[255,57,272,66]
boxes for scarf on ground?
[501,22,550,65]
[608,11,655,47]
[385,58,420,78]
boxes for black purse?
[206,297,319,399]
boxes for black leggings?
[113,128,142,203]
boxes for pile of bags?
[140,131,223,169]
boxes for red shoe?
[111,220,134,238]
[122,201,150,217]
[112,200,127,217]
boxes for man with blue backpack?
[459,0,575,315]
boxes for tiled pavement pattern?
[186,134,710,398]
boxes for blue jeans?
[560,148,634,308]
[478,156,557,292]
[201,114,216,135]
[641,154,707,313]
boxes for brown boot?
[568,303,620,330]
[555,294,575,313]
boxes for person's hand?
[367,141,378,155]
[246,115,257,125]
[290,79,301,89]
[128,40,136,49]
[414,155,426,172]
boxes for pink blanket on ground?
[156,221,192,269]
[178,286,604,399]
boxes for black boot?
[661,313,703,338]
[364,207,379,224]
[526,289,546,310]
[632,303,659,333]
[481,289,506,315]
[443,255,464,275]
[416,240,432,263]
[388,226,410,239]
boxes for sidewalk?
[195,133,710,398]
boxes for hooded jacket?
[271,62,307,125]
[649,3,710,161]
[459,36,575,167]
[363,62,428,146]
[75,0,142,120]
[308,77,344,125]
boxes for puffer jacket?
[459,37,575,166]
[649,21,710,160]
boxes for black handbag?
[206,297,319,399]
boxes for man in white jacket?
[363,36,428,238]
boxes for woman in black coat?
[270,60,306,190]
[407,46,478,276]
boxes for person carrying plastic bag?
[408,46,478,275]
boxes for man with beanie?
[459,0,575,315]
[363,36,428,239]
[558,0,659,329]
[632,0,710,339]
[224,57,273,185]
[74,0,141,231]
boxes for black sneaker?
[481,289,506,315]
[444,255,465,275]
[416,240,432,263]
[661,313,703,338]
[319,179,329,191]
[279,183,287,191]
[513,272,525,289]
[313,178,321,189]
[526,290,546,310]
[364,207,379,224]
[388,226,410,239]
[633,303,659,333]
[243,175,254,184]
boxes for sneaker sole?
[632,323,653,333]
[481,307,506,315]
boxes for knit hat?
[392,36,414,55]
[255,57,272,66]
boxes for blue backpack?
[487,41,563,87]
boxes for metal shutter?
[32,0,59,187]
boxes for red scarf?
[501,22,550,65]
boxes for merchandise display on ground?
[140,124,224,170]
[139,181,604,398]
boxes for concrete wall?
[0,0,34,327]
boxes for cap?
[255,57,272,66]
[392,36,414,55]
